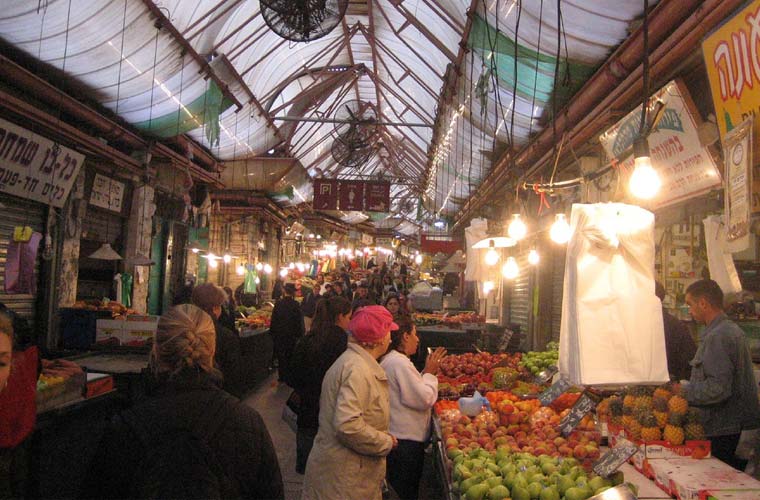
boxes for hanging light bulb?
[528,249,540,265]
[288,262,295,269]
[205,252,218,261]
[223,254,232,264]
[255,262,263,271]
[208,258,219,269]
[296,262,305,272]
[236,264,245,276]
[263,264,273,274]
[279,268,288,278]
[483,281,495,295]
[629,137,661,199]
[550,214,571,244]
[484,240,500,266]
[507,214,527,241]
[191,247,200,254]
[415,254,423,265]
[502,256,519,279]
[254,276,260,285]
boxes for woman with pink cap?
[302,306,398,500]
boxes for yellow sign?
[703,1,760,140]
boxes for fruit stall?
[429,348,760,500]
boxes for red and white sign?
[364,181,390,212]
[312,179,338,210]
[339,180,364,211]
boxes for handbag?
[281,390,300,433]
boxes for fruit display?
[447,449,634,500]
[437,352,528,398]
[70,300,136,319]
[601,383,706,446]
[437,391,602,463]
[236,306,272,329]
[414,312,485,327]
[520,342,559,376]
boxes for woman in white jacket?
[380,318,446,500]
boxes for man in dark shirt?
[655,281,697,381]
[269,283,305,385]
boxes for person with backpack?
[80,304,284,500]
[289,296,351,474]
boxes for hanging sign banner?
[339,180,364,211]
[702,1,760,144]
[312,179,339,210]
[364,181,391,212]
[0,117,85,208]
[599,80,722,208]
[90,173,125,213]
[723,117,753,252]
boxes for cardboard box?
[650,457,760,500]
[95,316,157,347]
[85,372,114,398]
[700,490,760,500]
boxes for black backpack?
[117,402,239,500]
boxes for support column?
[125,184,156,313]
[57,170,86,307]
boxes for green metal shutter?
[509,250,532,344]
[551,246,566,342]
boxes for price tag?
[592,440,639,477]
[537,378,572,406]
[559,391,598,436]
[532,365,558,384]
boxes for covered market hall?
[2,0,760,499]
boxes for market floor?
[243,373,444,500]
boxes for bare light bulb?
[223,254,232,264]
[255,262,263,271]
[485,247,500,266]
[550,214,571,244]
[254,277,260,285]
[191,247,200,254]
[528,249,540,265]
[483,281,495,295]
[236,264,245,276]
[289,262,295,269]
[296,262,305,272]
[279,268,288,278]
[415,254,423,264]
[507,214,527,241]
[502,256,519,279]
[630,136,661,199]
[208,258,219,269]
[629,156,661,199]
[264,264,273,274]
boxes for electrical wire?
[639,0,649,137]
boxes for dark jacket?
[301,290,322,319]
[269,296,305,384]
[289,325,348,430]
[214,321,245,397]
[80,371,284,500]
[219,304,237,332]
[662,309,696,381]
[684,313,760,436]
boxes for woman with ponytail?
[290,296,351,474]
[81,304,284,499]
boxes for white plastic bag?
[465,218,489,282]
[559,203,669,386]
[703,215,742,295]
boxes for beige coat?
[302,342,393,500]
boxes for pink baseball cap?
[349,305,399,343]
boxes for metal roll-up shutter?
[551,246,567,342]
[0,194,46,327]
[509,250,532,343]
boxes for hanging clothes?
[244,267,258,294]
[4,232,42,295]
[114,274,123,304]
[703,215,742,295]
[121,272,133,308]
[559,203,669,386]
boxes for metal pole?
[272,116,433,127]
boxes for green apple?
[459,477,479,493]
[539,485,560,500]
[488,485,510,500]
[527,481,543,499]
[486,477,502,488]
[541,462,557,475]
[557,475,575,496]
[511,485,531,500]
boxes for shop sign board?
[723,117,753,250]
[0,117,85,208]
[599,80,722,208]
[361,233,374,245]
[339,180,364,211]
[312,179,339,210]
[364,181,390,212]
[90,173,125,213]
[375,237,393,248]
[702,1,760,141]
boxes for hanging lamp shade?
[88,243,123,260]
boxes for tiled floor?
[243,373,445,500]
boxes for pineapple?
[640,414,662,441]
[623,392,636,410]
[685,422,705,440]
[686,408,701,424]
[667,412,686,427]
[668,395,688,415]
[627,419,642,440]
[654,411,668,428]
[609,396,624,426]
[653,397,668,427]
[653,386,672,401]
[664,424,685,445]
[633,386,653,409]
